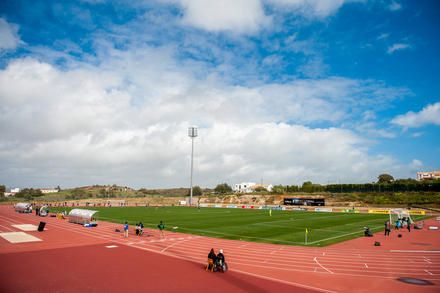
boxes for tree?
[214,183,232,194]
[271,185,285,194]
[15,188,43,200]
[254,186,267,192]
[0,185,5,198]
[378,174,394,184]
[189,186,203,196]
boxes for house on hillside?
[233,182,273,193]
[40,188,59,194]
[417,171,440,180]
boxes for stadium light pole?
[188,126,198,206]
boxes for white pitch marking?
[313,257,333,274]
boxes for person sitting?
[216,249,225,266]
[414,221,424,230]
[364,227,373,237]
[135,223,140,236]
[138,222,144,236]
[206,248,216,271]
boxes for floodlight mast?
[188,127,198,206]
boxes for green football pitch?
[51,206,426,246]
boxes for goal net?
[389,208,413,227]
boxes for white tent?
[15,202,32,213]
[68,209,98,225]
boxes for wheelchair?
[214,259,228,273]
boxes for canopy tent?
[68,209,98,225]
[15,203,32,213]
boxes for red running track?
[0,205,439,292]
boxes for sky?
[0,0,439,189]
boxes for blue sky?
[0,0,439,189]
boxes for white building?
[233,182,273,193]
[417,171,440,181]
[11,188,20,193]
[233,182,256,193]
[40,188,59,194]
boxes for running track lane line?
[160,236,201,253]
[0,213,337,292]
[1,212,439,283]
[314,256,334,274]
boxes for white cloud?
[0,46,409,188]
[377,33,389,40]
[387,43,411,54]
[268,0,347,18]
[0,18,21,50]
[177,0,270,33]
[410,159,423,169]
[391,102,440,128]
[388,1,402,11]
[171,0,356,33]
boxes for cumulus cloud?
[268,0,347,18]
[0,44,409,188]
[387,43,411,54]
[171,0,355,33]
[410,159,423,169]
[388,1,402,11]
[391,102,440,128]
[0,18,21,51]
[176,0,270,33]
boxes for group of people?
[395,217,412,232]
[122,220,165,238]
[135,222,144,236]
[384,217,412,236]
[207,248,226,272]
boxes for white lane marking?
[0,224,14,231]
[390,250,440,253]
[231,268,337,293]
[160,236,200,253]
[364,263,368,268]
[314,257,333,274]
[423,257,432,264]
[424,270,433,275]
[106,245,118,248]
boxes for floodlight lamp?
[188,127,198,138]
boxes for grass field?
[51,206,427,246]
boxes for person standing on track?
[384,220,391,236]
[123,221,129,238]
[157,220,165,238]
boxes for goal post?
[389,208,413,227]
